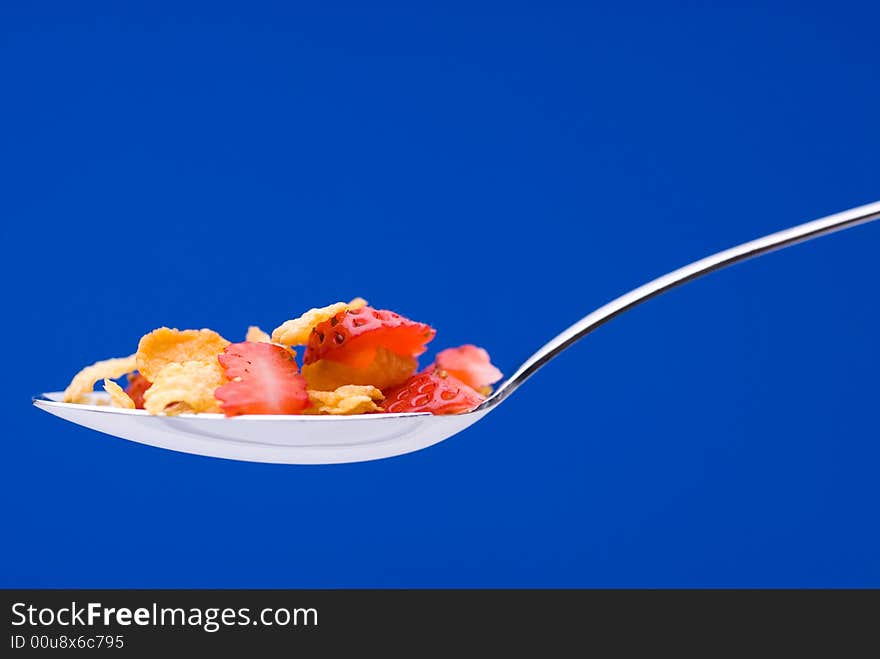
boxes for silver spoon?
[479,198,880,413]
[34,199,880,464]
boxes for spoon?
[34,199,880,464]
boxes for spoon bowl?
[34,199,880,464]
[33,392,489,464]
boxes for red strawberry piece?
[215,342,309,416]
[304,306,435,369]
[431,345,502,390]
[382,368,485,415]
[125,372,151,409]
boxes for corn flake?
[245,326,272,343]
[271,297,367,346]
[102,378,135,409]
[302,346,415,391]
[136,327,229,381]
[306,385,384,415]
[143,360,225,415]
[63,354,137,403]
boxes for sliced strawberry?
[382,368,485,415]
[215,342,309,416]
[304,306,435,369]
[125,372,151,409]
[431,345,502,390]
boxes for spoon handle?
[482,199,880,410]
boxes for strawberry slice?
[382,368,485,415]
[431,345,502,391]
[125,373,151,409]
[215,342,309,416]
[304,306,435,369]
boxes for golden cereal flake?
[246,326,297,360]
[306,385,384,415]
[245,325,272,343]
[142,360,225,415]
[271,297,368,346]
[301,346,415,391]
[63,354,137,403]
[162,402,195,416]
[102,378,136,409]
[136,327,229,381]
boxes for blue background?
[2,1,878,587]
